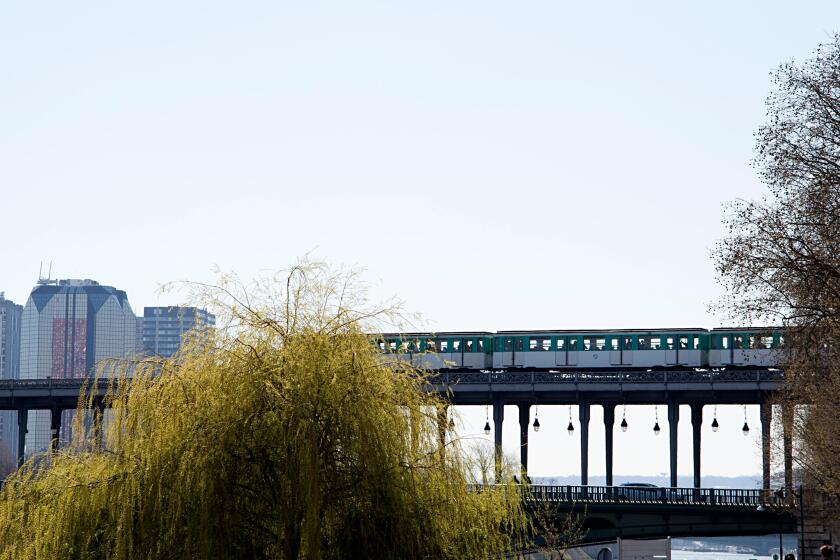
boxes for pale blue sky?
[1,1,837,479]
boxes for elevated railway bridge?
[0,367,789,491]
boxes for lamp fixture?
[653,405,661,436]
[567,405,574,436]
[742,405,750,436]
[533,406,540,432]
[620,404,628,432]
[712,405,719,432]
[484,405,491,436]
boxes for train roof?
[709,327,781,332]
[495,328,709,334]
[376,331,494,337]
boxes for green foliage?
[0,263,528,559]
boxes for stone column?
[16,408,27,467]
[518,403,530,478]
[579,403,591,485]
[782,404,794,493]
[668,402,680,488]
[690,403,703,488]
[760,401,772,490]
[493,402,504,480]
[603,403,616,486]
[50,408,63,453]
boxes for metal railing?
[431,369,784,386]
[523,485,790,507]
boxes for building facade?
[142,306,215,358]
[19,279,137,454]
[0,293,22,459]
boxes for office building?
[0,293,22,457]
[142,306,215,358]
[19,279,137,453]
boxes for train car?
[708,328,784,368]
[377,332,494,370]
[492,329,710,369]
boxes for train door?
[609,336,622,365]
[554,337,567,366]
[567,336,579,366]
[718,334,733,365]
[665,335,677,365]
[732,334,746,365]
[450,338,463,368]
[621,336,633,365]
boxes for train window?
[439,340,449,352]
[776,335,785,348]
[583,337,593,351]
[759,336,773,349]
[557,338,566,351]
[389,341,397,352]
[569,338,579,351]
[666,337,675,350]
[478,339,484,352]
[721,336,729,350]
[679,336,689,349]
[464,339,473,352]
[515,338,525,352]
[530,338,550,351]
[596,338,606,351]
[638,336,650,350]
[650,337,662,350]
[503,338,513,352]
[693,336,700,350]
[426,339,436,352]
[623,336,633,350]
[733,335,744,349]
[611,338,619,351]
[452,339,461,352]
[408,340,419,352]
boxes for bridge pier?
[436,403,447,463]
[760,401,772,490]
[782,404,794,493]
[691,403,703,488]
[580,403,590,486]
[493,401,504,480]
[604,403,615,486]
[50,408,63,452]
[518,403,529,478]
[669,402,679,488]
[16,408,27,466]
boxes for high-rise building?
[19,279,137,453]
[0,293,22,456]
[142,306,215,358]
[0,293,22,380]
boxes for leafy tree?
[714,35,840,501]
[0,262,528,559]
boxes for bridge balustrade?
[524,485,787,508]
[435,369,784,385]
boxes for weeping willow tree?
[0,263,528,559]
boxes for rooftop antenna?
[37,261,56,285]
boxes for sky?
[1,0,838,480]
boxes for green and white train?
[377,328,784,370]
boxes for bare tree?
[715,34,840,502]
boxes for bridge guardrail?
[432,369,784,386]
[519,485,791,508]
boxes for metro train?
[376,328,785,370]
